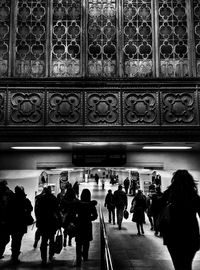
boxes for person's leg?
[40,233,48,265]
[63,228,67,247]
[112,208,115,224]
[136,223,141,235]
[11,232,24,263]
[117,208,123,229]
[76,241,82,266]
[108,209,112,223]
[33,228,41,248]
[82,241,90,261]
[49,233,55,261]
[140,223,144,234]
[68,234,72,246]
[167,246,193,270]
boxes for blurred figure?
[113,185,127,230]
[61,186,77,247]
[104,189,115,224]
[94,173,99,185]
[124,177,130,194]
[9,186,33,264]
[146,190,154,230]
[75,189,98,266]
[73,181,79,198]
[131,190,147,236]
[0,180,14,259]
[151,186,163,236]
[161,170,200,270]
[35,186,61,266]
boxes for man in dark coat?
[113,185,127,229]
[35,186,61,266]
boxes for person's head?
[81,188,91,202]
[118,184,123,191]
[15,185,26,197]
[108,189,112,194]
[169,170,197,202]
[65,187,76,201]
[0,180,8,191]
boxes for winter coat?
[75,200,98,242]
[104,193,115,210]
[35,193,61,233]
[9,193,33,234]
[161,189,200,251]
[113,190,127,210]
[131,194,147,224]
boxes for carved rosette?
[47,92,82,125]
[85,92,120,125]
[8,91,44,125]
[161,92,198,125]
[0,91,6,125]
[123,92,158,125]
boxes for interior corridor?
[1,180,200,269]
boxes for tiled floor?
[1,181,200,270]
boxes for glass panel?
[122,0,153,78]
[0,0,11,77]
[87,0,117,77]
[51,0,82,77]
[15,0,47,77]
[158,0,189,77]
[193,0,200,77]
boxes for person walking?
[124,177,130,194]
[75,189,98,267]
[131,190,147,236]
[61,186,77,247]
[151,186,163,236]
[9,186,33,264]
[160,170,200,270]
[113,185,127,230]
[35,186,61,266]
[0,180,15,259]
[104,189,115,224]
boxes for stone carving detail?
[15,0,47,77]
[86,92,120,125]
[0,0,10,77]
[161,92,197,125]
[123,0,153,77]
[158,0,189,77]
[123,92,158,125]
[0,91,5,125]
[8,91,44,125]
[47,92,82,125]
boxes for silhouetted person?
[73,181,79,198]
[131,190,147,235]
[75,189,98,266]
[146,190,154,230]
[9,186,33,264]
[0,180,14,259]
[94,173,99,185]
[104,189,115,224]
[124,177,130,194]
[161,170,200,270]
[61,186,77,247]
[35,186,61,266]
[151,186,163,236]
[113,185,127,229]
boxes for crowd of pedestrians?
[1,169,200,270]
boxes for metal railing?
[99,205,114,270]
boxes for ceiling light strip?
[143,146,192,150]
[11,147,61,150]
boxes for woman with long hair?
[161,170,200,270]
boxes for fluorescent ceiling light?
[143,146,192,150]
[11,146,61,150]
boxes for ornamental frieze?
[161,91,198,125]
[47,91,82,125]
[123,92,159,125]
[85,92,120,125]
[8,90,44,125]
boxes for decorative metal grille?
[87,0,117,77]
[51,0,82,77]
[15,0,47,77]
[193,0,200,77]
[0,0,11,77]
[122,0,153,77]
[158,0,189,77]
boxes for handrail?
[99,205,114,270]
